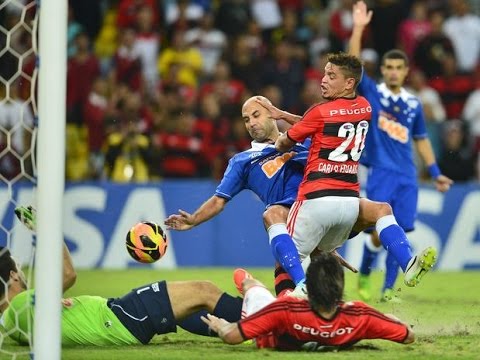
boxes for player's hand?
[164,210,195,231]
[352,1,372,28]
[201,313,229,333]
[255,97,285,121]
[331,250,358,273]
[435,175,453,193]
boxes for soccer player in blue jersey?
[349,1,453,302]
[165,96,309,294]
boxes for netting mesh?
[0,0,38,358]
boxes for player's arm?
[164,195,227,231]
[414,138,453,192]
[275,133,296,152]
[348,1,372,58]
[62,242,77,293]
[384,314,415,344]
[201,314,244,344]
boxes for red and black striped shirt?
[287,97,371,200]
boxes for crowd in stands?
[0,0,479,183]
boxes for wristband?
[428,164,441,179]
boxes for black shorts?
[107,280,177,344]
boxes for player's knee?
[195,280,222,296]
[377,202,393,217]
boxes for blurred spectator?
[117,0,160,29]
[184,12,227,76]
[428,54,475,119]
[155,111,211,178]
[110,28,143,92]
[68,5,85,58]
[0,84,34,181]
[165,0,205,26]
[396,0,431,60]
[408,70,447,123]
[134,4,161,93]
[199,60,246,109]
[70,0,102,40]
[443,0,480,73]
[413,9,455,78]
[83,77,109,179]
[329,0,355,51]
[94,5,119,75]
[261,39,305,112]
[250,0,283,41]
[407,69,447,157]
[164,0,204,42]
[215,0,251,37]
[462,84,480,152]
[369,0,409,57]
[228,36,264,94]
[438,120,476,181]
[103,91,152,182]
[66,32,101,125]
[158,30,203,87]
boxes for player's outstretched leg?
[404,247,437,287]
[15,205,37,232]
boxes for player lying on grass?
[202,252,414,350]
[0,206,242,346]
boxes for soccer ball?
[126,222,168,263]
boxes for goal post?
[34,0,67,358]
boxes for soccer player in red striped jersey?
[202,252,414,350]
[269,52,437,295]
[275,52,371,279]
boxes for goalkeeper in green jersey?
[0,206,242,346]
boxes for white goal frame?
[34,0,67,359]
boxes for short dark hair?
[327,52,363,89]
[382,49,409,66]
[0,247,16,298]
[305,252,344,313]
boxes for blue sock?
[269,224,305,285]
[383,251,400,291]
[376,215,413,271]
[359,236,381,275]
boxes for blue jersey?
[215,141,309,208]
[358,74,428,178]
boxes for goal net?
[0,0,38,358]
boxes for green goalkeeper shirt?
[3,289,140,346]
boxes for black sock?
[177,293,243,337]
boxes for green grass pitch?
[2,268,480,359]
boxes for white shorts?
[242,285,275,319]
[287,196,360,260]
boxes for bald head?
[241,96,279,143]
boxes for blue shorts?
[107,280,176,344]
[366,167,418,232]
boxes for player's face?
[321,62,352,99]
[242,100,276,142]
[381,59,409,90]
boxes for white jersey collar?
[378,83,411,102]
